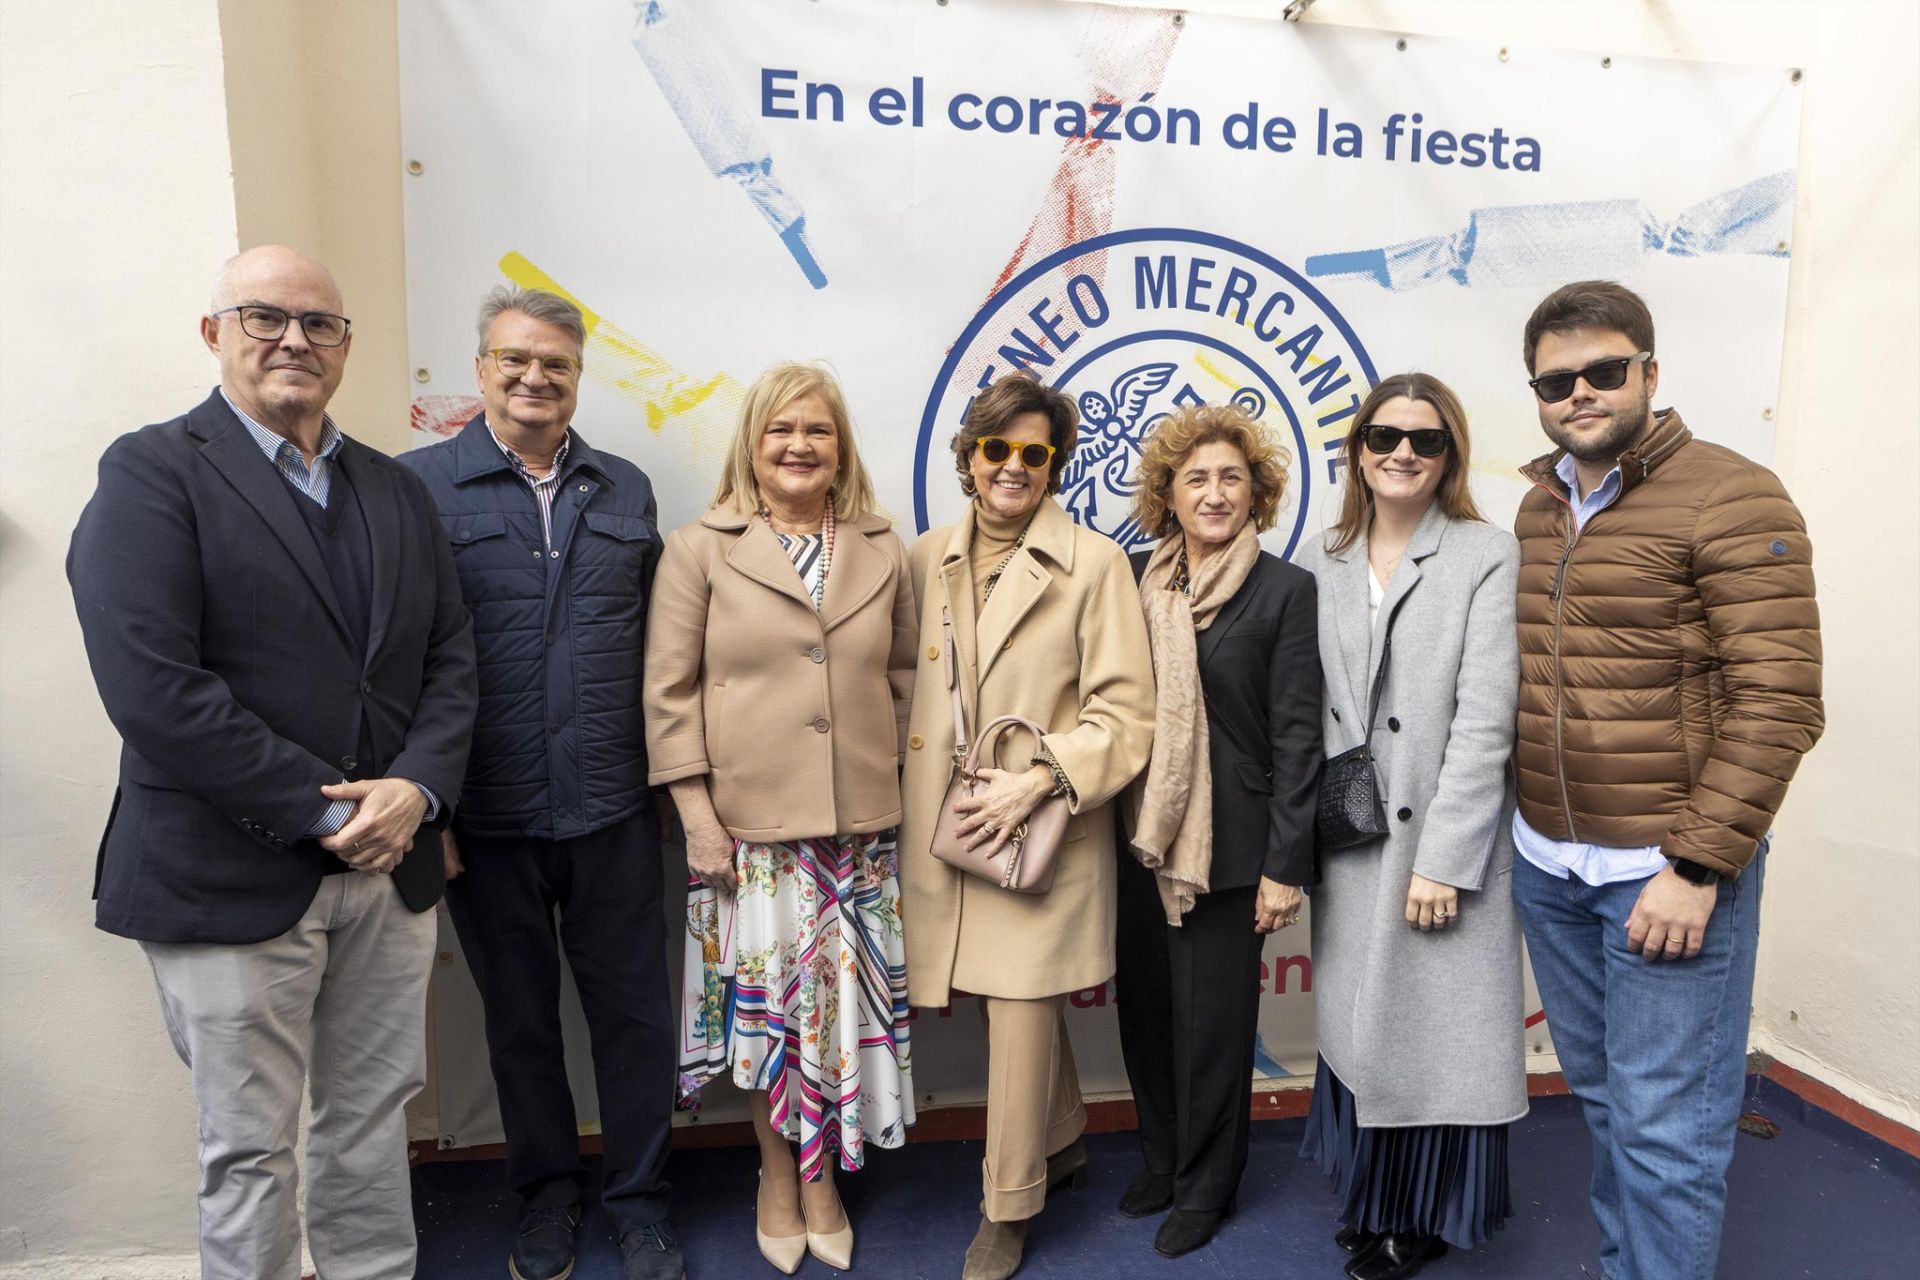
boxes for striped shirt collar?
[222,388,343,506]
[488,423,572,552]
[487,422,571,481]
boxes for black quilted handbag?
[1315,602,1398,850]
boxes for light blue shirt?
[1512,452,1667,886]
[224,388,342,507]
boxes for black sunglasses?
[1358,425,1452,458]
[1528,351,1651,403]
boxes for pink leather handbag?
[927,610,1070,893]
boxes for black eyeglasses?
[211,304,351,348]
[977,436,1058,469]
[1358,425,1452,457]
[1528,351,1650,403]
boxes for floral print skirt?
[680,829,914,1179]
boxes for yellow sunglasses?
[977,437,1057,469]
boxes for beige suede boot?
[960,1216,1029,1280]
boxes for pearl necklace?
[760,503,836,606]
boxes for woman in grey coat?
[1293,373,1525,1280]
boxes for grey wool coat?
[1294,504,1527,1128]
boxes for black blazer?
[68,390,477,944]
[1129,548,1323,889]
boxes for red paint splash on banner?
[952,8,1182,394]
[983,9,1181,298]
[411,394,484,439]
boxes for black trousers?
[1113,849,1265,1212]
[446,806,674,1232]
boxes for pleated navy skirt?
[1299,1056,1512,1250]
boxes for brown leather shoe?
[961,1216,1029,1280]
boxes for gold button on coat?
[927,645,940,660]
[909,735,924,750]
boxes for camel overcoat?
[1293,506,1527,1128]
[900,498,1156,1006]
[644,507,917,841]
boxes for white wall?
[0,0,1913,1271]
[0,0,238,1272]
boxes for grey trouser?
[143,872,436,1280]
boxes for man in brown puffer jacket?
[1508,281,1821,1280]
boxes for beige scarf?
[1128,522,1262,924]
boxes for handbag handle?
[1359,594,1406,751]
[943,608,969,770]
[943,611,1048,776]
[966,715,1048,774]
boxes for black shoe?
[1152,1198,1235,1259]
[1347,1232,1446,1280]
[1046,1138,1089,1194]
[1117,1170,1174,1218]
[620,1219,687,1280]
[1335,1223,1380,1255]
[509,1204,582,1280]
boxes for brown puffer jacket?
[1514,409,1822,877]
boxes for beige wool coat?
[644,507,917,841]
[900,498,1156,1006]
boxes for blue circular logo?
[915,228,1378,557]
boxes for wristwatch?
[1668,857,1721,887]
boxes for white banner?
[400,0,1801,1147]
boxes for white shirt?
[1512,452,1668,886]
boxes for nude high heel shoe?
[802,1182,854,1271]
[756,1170,807,1274]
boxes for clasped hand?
[317,778,427,875]
[951,765,1052,861]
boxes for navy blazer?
[1129,548,1324,889]
[69,390,477,944]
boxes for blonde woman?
[1113,403,1322,1258]
[645,362,916,1273]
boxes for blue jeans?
[1512,841,1767,1280]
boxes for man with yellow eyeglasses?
[402,287,683,1280]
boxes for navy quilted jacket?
[401,416,661,839]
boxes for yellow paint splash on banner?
[495,251,894,524]
[498,252,740,466]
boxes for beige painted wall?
[0,0,1913,1271]
[220,0,413,455]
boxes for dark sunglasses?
[1528,351,1651,403]
[1358,425,1452,458]
[977,436,1058,469]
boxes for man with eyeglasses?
[1509,280,1823,1280]
[400,286,683,1280]
[67,245,477,1280]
